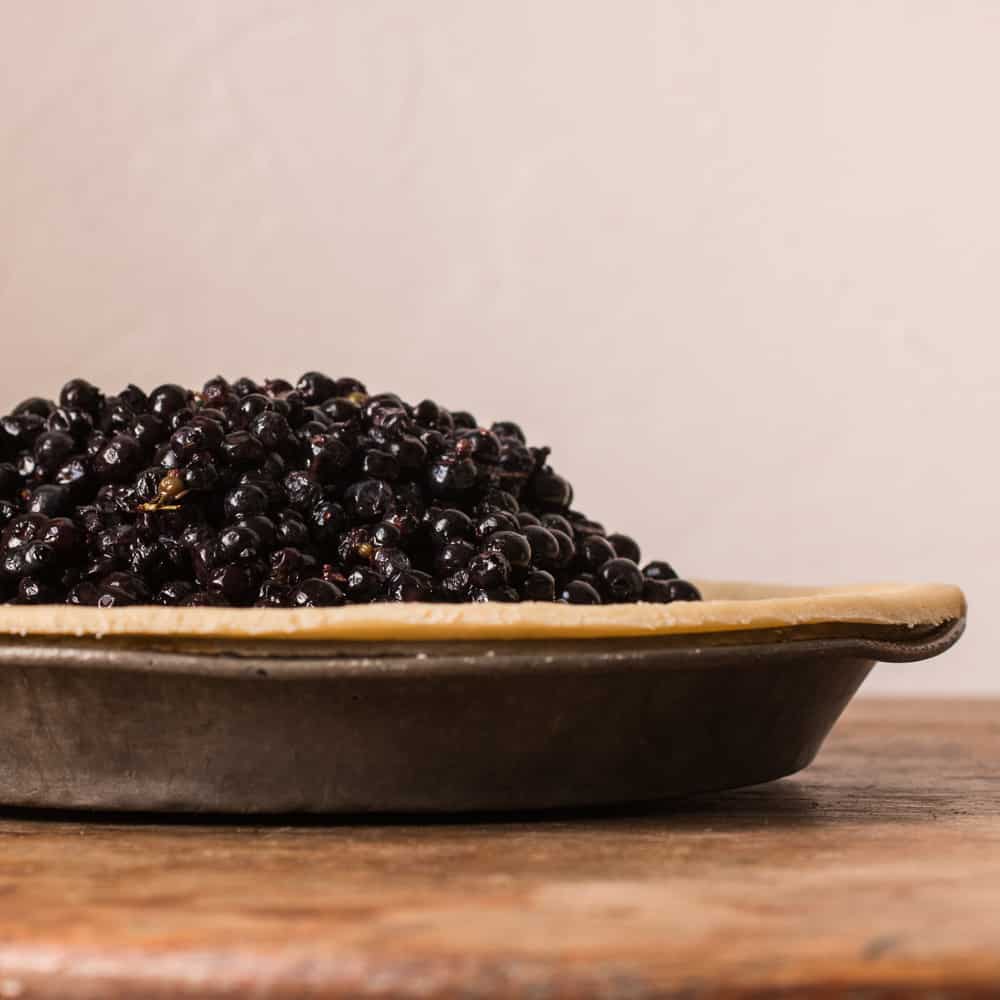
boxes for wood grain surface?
[0,698,996,999]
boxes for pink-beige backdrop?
[1,1,994,691]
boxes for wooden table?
[0,698,996,999]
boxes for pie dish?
[0,580,965,813]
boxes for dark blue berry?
[560,580,602,605]
[607,533,641,564]
[468,551,511,588]
[643,578,701,603]
[223,484,269,521]
[520,569,555,602]
[345,566,383,601]
[27,485,71,518]
[595,558,644,603]
[344,479,394,522]
[289,577,344,607]
[97,571,151,607]
[482,531,531,572]
[643,561,678,581]
[148,384,190,417]
[576,534,616,573]
[60,379,104,416]
[387,570,434,602]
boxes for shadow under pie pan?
[0,581,965,814]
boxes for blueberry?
[426,456,477,497]
[430,508,473,545]
[482,530,531,572]
[387,570,434,602]
[92,434,143,483]
[523,525,559,569]
[642,578,701,603]
[470,586,519,603]
[345,566,383,602]
[207,562,262,606]
[223,484,269,521]
[474,511,520,540]
[529,467,573,511]
[218,524,263,563]
[560,580,602,605]
[520,569,555,602]
[295,372,338,406]
[59,379,104,416]
[595,558,645,603]
[607,533,641,564]
[576,534,616,573]
[27,485,71,518]
[468,551,511,588]
[643,561,678,581]
[97,571,152,607]
[34,431,76,472]
[344,479,394,522]
[148,384,190,417]
[435,540,476,575]
[255,579,291,608]
[308,500,348,547]
[289,577,345,607]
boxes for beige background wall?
[1,1,995,691]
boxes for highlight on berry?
[0,376,701,608]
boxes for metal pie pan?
[0,580,965,814]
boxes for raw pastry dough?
[0,581,964,640]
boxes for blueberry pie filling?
[0,375,701,608]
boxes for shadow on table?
[2,773,993,830]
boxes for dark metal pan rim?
[0,617,964,680]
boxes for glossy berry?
[60,379,104,416]
[373,546,411,580]
[607,533,641,564]
[643,578,701,603]
[482,531,531,572]
[643,561,677,581]
[430,508,473,545]
[295,372,338,406]
[522,525,559,569]
[289,577,344,607]
[387,570,434,602]
[148,384,189,418]
[595,558,645,603]
[255,579,290,608]
[207,562,261,606]
[27,485,72,518]
[426,457,477,498]
[345,566,383,602]
[34,431,76,472]
[435,540,476,575]
[560,579,602,605]
[97,571,151,607]
[223,485,269,521]
[92,434,143,483]
[520,569,556,602]
[529,467,573,511]
[474,511,519,540]
[218,524,262,563]
[470,586,519,603]
[576,534,617,573]
[467,551,511,589]
[344,479,394,522]
[156,580,195,605]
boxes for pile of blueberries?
[0,374,701,608]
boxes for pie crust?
[0,581,965,640]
